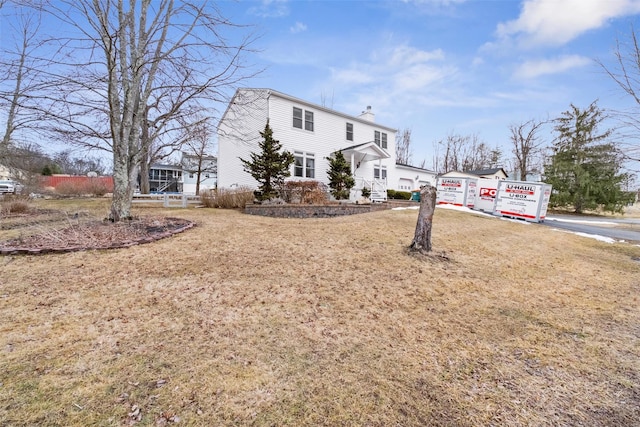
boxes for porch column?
[351,153,355,174]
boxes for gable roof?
[339,141,390,163]
[395,163,437,174]
[464,168,508,177]
[220,88,397,133]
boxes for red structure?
[41,175,114,191]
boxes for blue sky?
[217,0,640,170]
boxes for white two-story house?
[217,88,436,201]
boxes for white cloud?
[289,22,307,34]
[496,0,640,47]
[402,0,467,6]
[332,45,448,86]
[388,46,444,67]
[331,68,376,85]
[248,0,289,18]
[513,55,591,79]
[322,44,462,119]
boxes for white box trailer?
[474,178,500,212]
[436,177,477,208]
[493,180,552,223]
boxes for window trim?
[294,151,315,178]
[304,110,314,131]
[293,106,314,132]
[374,165,387,180]
[293,107,303,129]
[346,122,354,141]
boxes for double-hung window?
[346,123,353,141]
[374,165,387,181]
[293,107,314,131]
[304,110,314,131]
[294,151,315,178]
[374,131,388,148]
[293,107,303,128]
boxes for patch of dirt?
[0,216,195,255]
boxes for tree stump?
[409,185,437,253]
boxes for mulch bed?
[0,216,195,255]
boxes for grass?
[1,199,639,426]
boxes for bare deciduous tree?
[431,133,501,173]
[598,25,640,165]
[182,117,216,196]
[509,119,547,181]
[0,8,47,163]
[34,0,257,221]
[395,128,413,165]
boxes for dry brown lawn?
[1,199,639,426]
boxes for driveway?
[542,214,640,244]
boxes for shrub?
[326,151,354,200]
[55,178,111,197]
[200,186,254,209]
[361,187,371,199]
[1,200,31,215]
[395,191,412,200]
[281,181,328,204]
[387,189,411,200]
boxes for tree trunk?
[110,151,137,222]
[409,185,437,253]
[139,159,150,194]
[195,155,203,195]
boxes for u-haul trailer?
[436,177,477,208]
[474,178,500,212]
[493,180,552,223]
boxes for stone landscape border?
[244,200,416,218]
[0,218,196,256]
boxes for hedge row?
[386,189,412,200]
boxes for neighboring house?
[148,164,183,193]
[442,168,508,180]
[217,88,436,201]
[508,171,542,182]
[181,153,217,195]
[145,153,217,194]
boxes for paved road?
[541,214,640,244]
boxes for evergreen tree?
[240,120,294,201]
[326,150,355,200]
[544,101,634,213]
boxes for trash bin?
[411,191,420,202]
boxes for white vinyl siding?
[217,89,400,192]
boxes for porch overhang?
[338,142,390,165]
